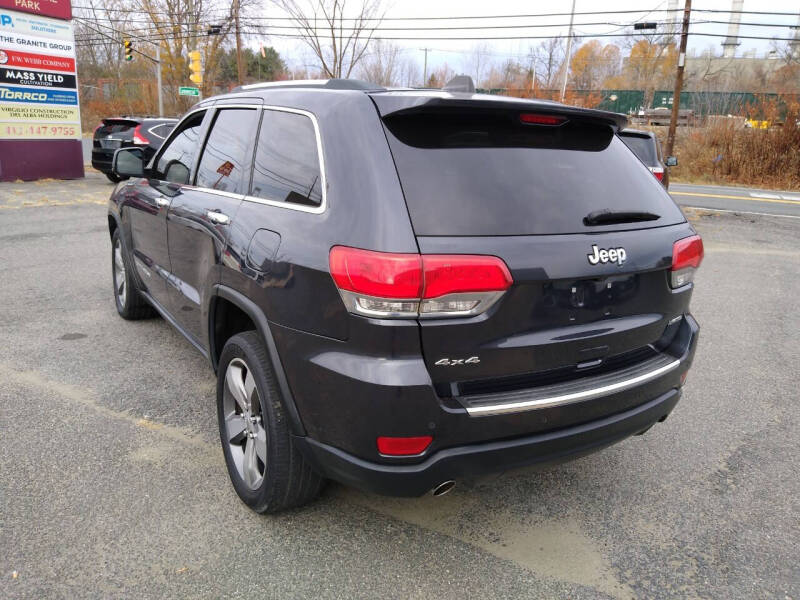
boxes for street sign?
[179,86,200,96]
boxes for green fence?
[478,88,795,117]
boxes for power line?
[75,28,800,47]
[72,16,800,31]
[69,5,800,19]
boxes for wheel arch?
[209,285,306,436]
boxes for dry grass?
[667,99,800,190]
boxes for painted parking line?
[682,206,800,220]
[670,191,800,206]
[749,192,800,201]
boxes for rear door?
[377,101,694,392]
[166,106,261,345]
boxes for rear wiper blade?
[583,209,660,226]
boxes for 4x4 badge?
[436,356,480,366]
[588,244,627,266]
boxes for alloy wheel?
[113,238,127,306]
[223,358,268,490]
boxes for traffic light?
[124,39,133,61]
[189,50,203,84]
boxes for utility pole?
[156,43,163,117]
[559,0,576,102]
[665,0,691,158]
[234,0,244,85]
[421,48,430,86]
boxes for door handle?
[155,196,169,208]
[206,210,230,225]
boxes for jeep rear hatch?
[371,92,697,399]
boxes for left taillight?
[329,246,512,319]
[132,124,149,145]
[650,167,665,182]
[670,234,704,288]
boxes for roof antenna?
[443,75,475,93]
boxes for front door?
[130,109,208,312]
[166,107,261,345]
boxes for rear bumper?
[91,149,113,173]
[294,387,680,497]
[278,312,698,495]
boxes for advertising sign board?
[0,66,76,88]
[0,0,71,21]
[0,1,82,180]
[0,9,80,141]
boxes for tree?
[426,63,455,89]
[217,47,286,84]
[135,0,247,107]
[463,43,493,87]
[568,41,621,90]
[357,40,401,86]
[569,40,603,89]
[605,37,677,108]
[272,0,385,78]
[484,59,527,91]
[533,37,565,89]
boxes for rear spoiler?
[101,118,141,127]
[369,92,628,131]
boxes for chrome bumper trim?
[465,359,681,416]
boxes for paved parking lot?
[1,174,799,599]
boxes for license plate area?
[101,138,122,149]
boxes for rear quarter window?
[249,109,323,208]
[382,110,684,236]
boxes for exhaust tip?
[431,480,456,497]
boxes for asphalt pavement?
[1,173,799,599]
[671,182,800,219]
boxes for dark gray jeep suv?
[107,79,702,513]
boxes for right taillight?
[329,246,512,319]
[132,124,149,145]
[670,235,704,289]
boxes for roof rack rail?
[233,78,384,93]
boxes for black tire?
[111,228,155,319]
[217,331,325,513]
[105,172,127,183]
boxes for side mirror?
[112,147,144,178]
[665,156,678,167]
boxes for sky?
[253,0,800,79]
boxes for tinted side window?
[155,111,205,184]
[619,134,657,165]
[149,123,173,140]
[251,110,323,207]
[195,108,259,194]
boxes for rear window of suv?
[382,110,685,236]
[619,133,658,165]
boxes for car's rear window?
[382,110,684,236]
[96,121,136,137]
[619,133,658,165]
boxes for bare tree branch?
[272,0,385,78]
